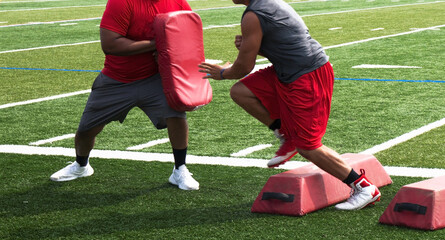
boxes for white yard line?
[0,4,105,13]
[297,1,445,18]
[230,144,273,157]
[127,138,170,151]
[0,17,101,28]
[383,166,445,178]
[1,144,443,178]
[59,23,77,26]
[0,40,100,54]
[324,24,445,50]
[203,23,240,30]
[29,133,75,146]
[352,64,422,69]
[360,117,445,155]
[1,0,67,3]
[0,89,90,109]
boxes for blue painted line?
[0,67,100,73]
[1,67,444,83]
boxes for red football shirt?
[100,0,192,83]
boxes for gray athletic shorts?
[78,72,186,132]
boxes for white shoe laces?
[176,167,193,181]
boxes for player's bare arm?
[234,35,242,50]
[100,28,156,56]
[199,11,262,80]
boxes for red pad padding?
[251,153,392,216]
[154,11,212,111]
[379,175,445,230]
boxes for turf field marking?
[360,117,445,155]
[127,138,170,151]
[324,24,445,50]
[1,0,67,3]
[0,89,90,109]
[230,144,273,157]
[29,133,75,146]
[59,23,77,26]
[0,17,101,28]
[256,58,268,62]
[352,64,422,69]
[27,132,270,157]
[204,23,240,30]
[0,5,105,13]
[335,77,445,83]
[297,1,445,18]
[1,144,444,178]
[205,59,223,64]
[0,40,100,54]
[0,66,101,72]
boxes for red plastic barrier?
[251,153,392,216]
[154,11,212,111]
[379,175,445,230]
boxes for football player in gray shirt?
[199,0,381,210]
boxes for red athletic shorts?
[240,62,334,150]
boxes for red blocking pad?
[251,153,392,216]
[154,11,212,112]
[379,175,445,230]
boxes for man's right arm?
[198,11,263,80]
[220,11,263,79]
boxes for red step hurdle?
[251,153,392,216]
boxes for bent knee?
[76,125,105,138]
[230,81,251,102]
[230,82,241,101]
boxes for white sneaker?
[169,165,199,190]
[50,161,94,182]
[335,170,381,210]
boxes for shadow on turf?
[3,181,270,239]
[0,181,154,219]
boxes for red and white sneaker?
[335,169,381,210]
[267,129,297,168]
[273,129,285,145]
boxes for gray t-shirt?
[244,0,329,83]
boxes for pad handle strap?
[261,192,294,202]
[394,202,427,215]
